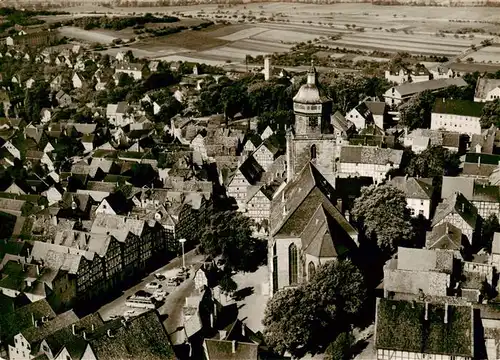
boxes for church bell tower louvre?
[286,61,340,186]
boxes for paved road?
[98,248,204,326]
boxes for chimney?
[83,331,87,340]
[31,313,35,326]
[107,329,114,338]
[232,340,237,354]
[337,198,343,213]
[282,204,287,216]
[345,210,350,222]
[424,302,429,321]
[444,303,449,324]
[91,324,95,332]
[241,323,246,337]
[72,324,77,336]
[121,319,127,328]
[36,265,40,276]
[478,156,481,167]
[446,223,449,234]
[405,174,408,180]
[461,203,465,212]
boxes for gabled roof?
[44,313,103,359]
[390,176,433,200]
[301,204,356,258]
[432,192,478,229]
[475,78,500,99]
[22,310,79,345]
[396,246,453,274]
[0,299,55,346]
[331,111,353,134]
[101,192,133,215]
[204,339,258,360]
[88,310,175,360]
[238,156,264,185]
[393,78,467,97]
[271,163,357,241]
[433,98,484,117]
[375,298,473,357]
[426,222,463,251]
[340,146,403,166]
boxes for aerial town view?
[1,0,500,359]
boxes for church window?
[308,262,316,280]
[309,117,318,128]
[272,244,278,292]
[288,244,298,285]
[310,145,317,160]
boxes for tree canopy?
[398,90,435,129]
[405,145,460,178]
[352,184,413,252]
[480,99,500,128]
[263,260,366,358]
[197,210,266,272]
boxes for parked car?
[124,310,136,318]
[134,290,152,298]
[145,281,162,290]
[155,273,166,281]
[167,277,182,286]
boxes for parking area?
[98,250,204,321]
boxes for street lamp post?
[179,238,186,270]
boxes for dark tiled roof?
[239,156,264,185]
[0,299,55,345]
[394,78,467,97]
[433,98,484,117]
[375,298,473,357]
[204,339,259,360]
[301,204,356,258]
[426,222,463,251]
[44,313,104,359]
[390,176,433,200]
[22,310,79,345]
[89,310,175,360]
[340,146,403,165]
[101,192,133,215]
[432,192,478,229]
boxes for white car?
[124,310,136,318]
[154,289,167,298]
[145,281,161,290]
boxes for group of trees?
[263,260,366,358]
[480,99,500,128]
[69,13,179,31]
[352,184,413,252]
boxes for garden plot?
[467,46,500,63]
[353,55,390,63]
[242,39,293,51]
[157,54,226,66]
[252,29,319,43]
[325,37,468,56]
[199,46,267,60]
[229,40,292,54]
[217,27,268,41]
[342,32,480,47]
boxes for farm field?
[51,2,500,68]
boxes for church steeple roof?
[293,60,330,104]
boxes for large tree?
[480,214,500,253]
[405,145,460,178]
[198,210,266,272]
[398,90,435,129]
[263,260,366,358]
[352,184,413,252]
[480,99,500,128]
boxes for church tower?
[286,61,338,186]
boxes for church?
[269,63,358,294]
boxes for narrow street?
[98,248,204,328]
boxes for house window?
[288,243,298,285]
[310,145,317,160]
[308,262,316,281]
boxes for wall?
[430,113,481,135]
[407,198,431,219]
[377,348,469,360]
[292,136,338,186]
[270,237,302,293]
[246,190,271,224]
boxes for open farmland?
[50,3,500,68]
